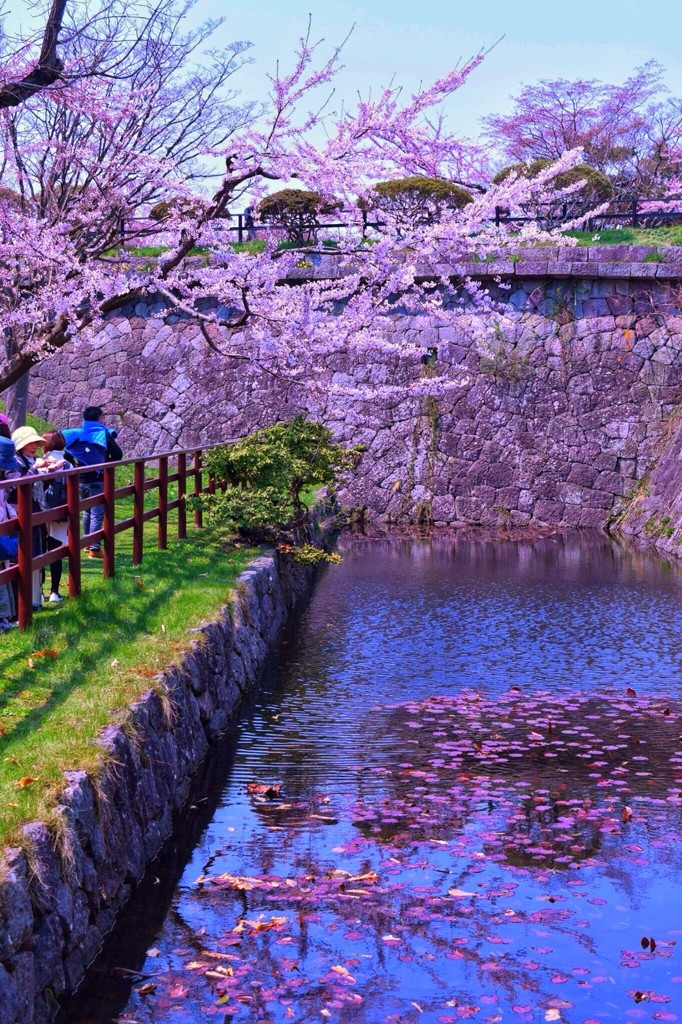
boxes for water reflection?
[59,533,682,1024]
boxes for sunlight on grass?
[0,493,256,844]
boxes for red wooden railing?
[0,443,229,630]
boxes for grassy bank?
[564,225,682,246]
[0,496,256,845]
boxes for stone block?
[605,294,632,316]
[533,499,565,523]
[558,246,586,262]
[546,261,574,276]
[595,471,627,495]
[514,261,548,276]
[431,494,455,521]
[567,464,598,487]
[579,507,609,528]
[582,298,610,317]
[655,262,682,278]
[597,263,630,278]
[629,263,660,278]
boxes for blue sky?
[189,0,682,143]
[7,0,681,158]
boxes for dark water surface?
[61,534,682,1024]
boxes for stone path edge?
[0,546,323,1024]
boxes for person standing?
[36,431,72,602]
[244,205,256,241]
[8,426,47,609]
[0,436,20,630]
[63,406,122,558]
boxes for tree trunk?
[5,369,30,429]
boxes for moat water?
[60,534,682,1024]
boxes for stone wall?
[618,413,682,555]
[28,249,682,531]
[0,549,321,1024]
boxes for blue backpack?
[66,439,107,482]
[0,535,18,561]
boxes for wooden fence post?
[194,450,203,528]
[16,479,34,630]
[67,472,81,599]
[133,460,144,566]
[158,455,168,550]
[177,452,187,539]
[102,464,116,578]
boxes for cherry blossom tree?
[1,0,256,421]
[483,61,682,198]
[0,7,589,411]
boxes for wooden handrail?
[0,439,234,630]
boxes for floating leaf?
[330,965,356,983]
[246,782,282,798]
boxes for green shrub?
[291,544,342,565]
[551,164,613,205]
[364,175,472,227]
[192,417,359,541]
[492,159,551,185]
[491,161,612,217]
[148,196,207,223]
[257,189,342,245]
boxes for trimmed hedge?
[492,161,613,205]
[257,189,342,245]
[364,175,473,225]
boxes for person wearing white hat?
[8,426,47,609]
[11,425,46,458]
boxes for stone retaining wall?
[0,549,320,1024]
[27,250,682,532]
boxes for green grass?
[0,479,256,845]
[564,225,682,246]
[110,238,343,260]
[0,400,53,437]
